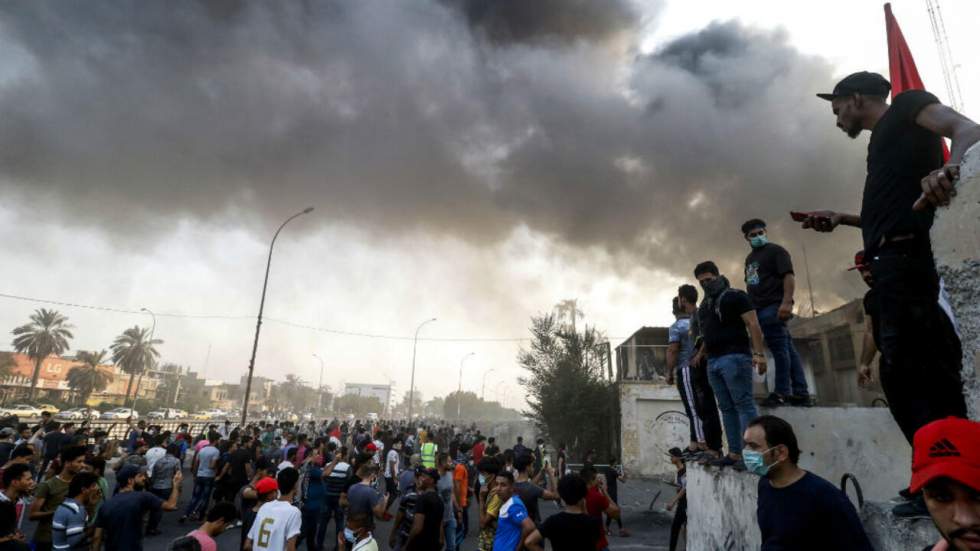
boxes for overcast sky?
[0,0,975,410]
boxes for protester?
[147,443,182,536]
[92,464,182,551]
[740,218,810,407]
[807,69,980,481]
[336,513,378,551]
[0,464,34,538]
[31,445,87,551]
[692,261,767,469]
[493,470,535,551]
[676,284,724,461]
[389,469,418,551]
[665,448,687,551]
[436,452,460,551]
[182,433,219,523]
[419,435,437,470]
[476,458,502,551]
[513,454,556,528]
[346,463,387,524]
[319,444,350,550]
[744,415,873,550]
[297,445,325,551]
[908,417,980,551]
[453,444,470,545]
[245,467,302,551]
[602,457,628,538]
[0,501,28,551]
[524,473,600,551]
[181,501,237,551]
[51,471,100,551]
[667,296,704,456]
[581,466,619,551]
[241,476,278,551]
[403,467,443,551]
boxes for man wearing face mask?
[693,261,767,469]
[337,512,378,551]
[741,219,810,407]
[743,415,873,550]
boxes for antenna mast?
[925,0,964,111]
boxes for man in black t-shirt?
[404,467,444,551]
[805,72,980,515]
[524,474,599,551]
[692,261,767,470]
[741,218,810,407]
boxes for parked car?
[0,404,43,417]
[34,403,61,414]
[191,410,214,420]
[55,407,98,420]
[100,407,138,420]
[146,408,186,420]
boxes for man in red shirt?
[472,437,486,465]
[581,466,619,551]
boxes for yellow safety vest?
[421,442,438,468]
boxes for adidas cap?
[909,417,980,494]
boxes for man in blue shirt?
[52,472,100,550]
[492,471,534,551]
[744,415,873,551]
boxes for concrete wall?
[931,143,980,418]
[762,406,910,502]
[687,464,938,551]
[619,382,687,478]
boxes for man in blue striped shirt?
[52,472,100,550]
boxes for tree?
[554,299,584,332]
[518,313,617,461]
[272,374,322,413]
[66,350,113,405]
[422,396,445,418]
[110,326,161,407]
[392,390,423,419]
[0,352,16,380]
[443,390,521,421]
[12,309,74,400]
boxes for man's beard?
[134,483,145,491]
[846,123,862,139]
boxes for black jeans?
[317,495,344,551]
[689,357,723,452]
[146,487,171,531]
[299,508,320,551]
[871,242,966,444]
[669,496,687,551]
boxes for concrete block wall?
[619,382,687,478]
[932,143,980,418]
[687,464,938,551]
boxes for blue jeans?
[757,303,809,397]
[317,495,344,551]
[185,476,214,518]
[707,353,758,455]
[444,515,457,551]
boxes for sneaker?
[760,393,786,407]
[695,451,720,465]
[680,448,700,461]
[708,455,741,469]
[787,394,813,407]
[892,495,930,519]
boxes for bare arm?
[740,311,768,375]
[517,518,536,551]
[799,211,861,232]
[524,529,545,551]
[285,536,298,551]
[666,342,680,384]
[779,274,796,321]
[29,496,50,520]
[161,471,183,511]
[914,103,980,210]
[858,316,877,387]
[92,527,103,551]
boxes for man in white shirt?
[246,467,303,551]
[384,439,402,512]
[277,447,297,475]
[144,436,167,474]
[337,512,378,551]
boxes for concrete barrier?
[931,143,980,417]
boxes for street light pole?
[313,353,325,412]
[407,318,436,422]
[131,307,157,410]
[241,207,314,427]
[481,368,497,401]
[457,352,474,420]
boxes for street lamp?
[457,352,474,419]
[481,368,497,401]
[130,307,157,410]
[313,353,325,412]
[241,207,314,426]
[407,317,436,422]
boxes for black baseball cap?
[817,71,891,101]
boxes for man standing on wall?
[741,218,810,407]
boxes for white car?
[100,407,138,420]
[55,407,98,420]
[146,408,185,420]
[0,404,43,417]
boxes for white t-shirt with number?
[384,449,399,478]
[247,500,302,551]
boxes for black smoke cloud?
[441,0,639,45]
[0,2,868,302]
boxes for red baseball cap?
[909,417,980,494]
[364,442,378,452]
[254,477,279,496]
[847,250,867,271]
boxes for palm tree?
[110,326,161,407]
[12,309,74,400]
[66,350,113,406]
[554,299,584,332]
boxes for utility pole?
[407,318,436,421]
[457,352,474,419]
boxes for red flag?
[884,3,949,160]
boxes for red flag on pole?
[884,2,950,160]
